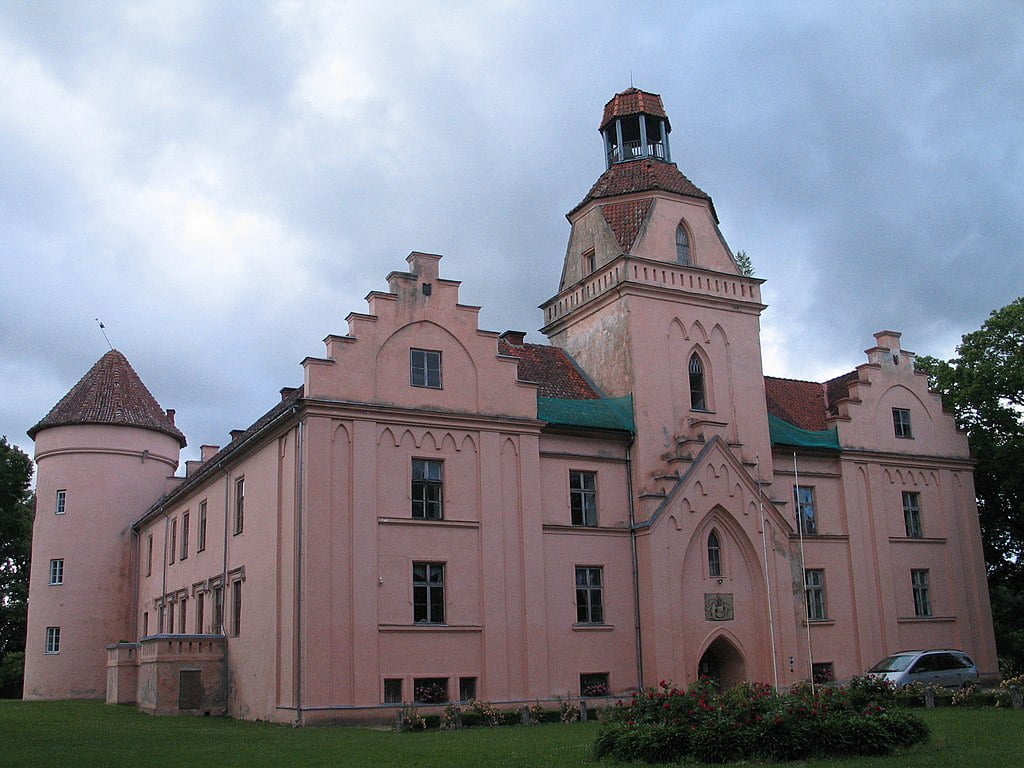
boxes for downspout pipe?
[626,438,644,691]
[295,416,305,726]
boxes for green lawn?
[0,700,1021,767]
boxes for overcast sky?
[2,1,1022,465]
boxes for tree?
[916,297,1024,675]
[734,250,755,277]
[0,436,33,697]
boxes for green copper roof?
[537,395,635,432]
[768,413,840,451]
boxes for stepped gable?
[498,337,600,400]
[763,376,829,431]
[600,199,653,253]
[599,87,669,131]
[28,349,186,446]
[825,370,859,415]
[572,159,711,216]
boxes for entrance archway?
[697,636,746,690]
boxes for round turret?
[23,350,184,700]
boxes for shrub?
[875,708,930,747]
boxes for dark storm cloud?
[1,1,1021,464]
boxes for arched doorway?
[697,636,746,690]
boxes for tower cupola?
[599,87,672,168]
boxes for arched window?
[689,353,707,411]
[676,224,691,266]
[708,530,722,578]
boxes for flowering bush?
[595,678,929,763]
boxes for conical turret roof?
[28,350,186,446]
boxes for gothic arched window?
[708,530,722,578]
[676,224,691,266]
[689,353,707,411]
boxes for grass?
[0,700,1021,767]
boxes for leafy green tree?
[0,436,33,697]
[734,250,754,277]
[916,297,1024,675]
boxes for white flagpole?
[793,452,815,695]
[757,454,780,691]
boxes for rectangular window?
[179,597,188,634]
[181,512,189,560]
[575,566,604,624]
[167,601,175,633]
[912,569,931,616]
[794,486,817,535]
[812,662,835,683]
[903,491,922,538]
[569,470,598,526]
[410,348,442,389]
[580,672,610,697]
[231,579,242,637]
[413,677,448,704]
[55,489,66,515]
[459,676,477,702]
[213,586,224,633]
[383,678,403,704]
[196,593,205,634]
[198,500,207,552]
[45,626,61,654]
[142,611,149,637]
[413,562,445,624]
[48,558,64,585]
[169,518,177,564]
[582,248,596,275]
[893,408,913,438]
[804,568,827,620]
[411,459,443,519]
[146,534,153,577]
[234,477,244,535]
[158,605,165,633]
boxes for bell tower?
[541,88,774,508]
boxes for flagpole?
[757,454,780,691]
[793,452,815,695]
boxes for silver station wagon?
[867,649,979,688]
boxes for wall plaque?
[704,593,734,621]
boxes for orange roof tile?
[28,350,186,446]
[498,338,600,400]
[571,159,710,216]
[600,199,652,253]
[600,88,669,131]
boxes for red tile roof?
[764,376,829,431]
[600,199,652,253]
[825,370,859,415]
[600,88,668,131]
[28,350,186,446]
[498,338,601,399]
[571,160,710,216]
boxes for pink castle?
[23,89,997,722]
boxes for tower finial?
[95,318,114,350]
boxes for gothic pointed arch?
[676,221,692,266]
[689,351,708,411]
[707,529,723,578]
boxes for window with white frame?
[48,558,63,585]
[794,486,817,535]
[55,489,66,515]
[198,500,207,552]
[45,626,60,654]
[413,562,445,624]
[575,566,604,624]
[234,477,245,535]
[903,491,923,538]
[569,470,598,526]
[411,459,443,519]
[707,531,722,578]
[805,568,827,620]
[410,348,442,389]
[181,511,189,560]
[893,408,913,438]
[912,569,931,616]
